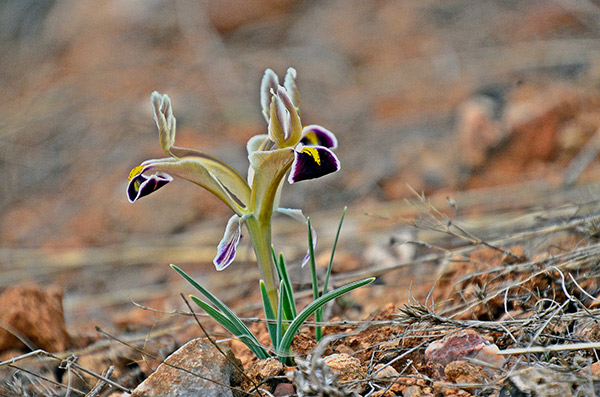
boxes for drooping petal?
[276,208,316,267]
[166,148,251,211]
[151,92,176,156]
[283,68,300,112]
[300,125,338,149]
[261,69,279,122]
[288,145,340,184]
[248,148,295,221]
[127,164,173,203]
[213,214,244,270]
[133,156,250,215]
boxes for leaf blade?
[278,278,375,353]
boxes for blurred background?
[2,0,600,329]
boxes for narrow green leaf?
[172,264,267,356]
[189,296,238,332]
[276,280,285,357]
[279,277,295,322]
[260,280,278,349]
[323,206,347,297]
[172,265,246,329]
[271,247,279,276]
[316,206,347,340]
[190,296,269,359]
[278,277,375,353]
[307,217,322,341]
[275,254,296,320]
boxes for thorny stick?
[500,342,600,355]
[0,349,132,394]
[86,365,115,397]
[6,363,87,396]
[407,186,524,262]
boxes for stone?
[242,357,284,392]
[273,382,295,396]
[507,367,574,397]
[425,329,504,371]
[131,338,243,397]
[403,385,422,397]
[322,353,367,393]
[373,363,399,379]
[323,353,366,383]
[445,360,490,384]
[0,284,69,352]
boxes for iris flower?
[127,68,340,311]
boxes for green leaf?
[275,253,296,319]
[278,277,375,354]
[323,206,347,297]
[307,217,322,341]
[172,264,268,358]
[276,281,285,356]
[260,280,278,349]
[316,206,347,340]
[279,282,294,322]
[190,296,269,359]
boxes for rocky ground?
[2,0,600,395]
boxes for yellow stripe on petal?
[128,164,146,182]
[301,146,321,165]
[303,131,319,145]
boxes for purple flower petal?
[213,215,243,270]
[300,125,338,149]
[288,146,340,184]
[127,165,173,203]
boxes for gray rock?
[131,338,243,397]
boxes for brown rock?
[404,385,422,397]
[253,357,285,379]
[444,360,490,384]
[242,357,284,392]
[131,338,243,397]
[0,284,69,352]
[373,363,399,379]
[586,361,600,377]
[508,367,574,397]
[323,353,366,383]
[465,84,580,188]
[323,353,367,393]
[273,382,295,396]
[424,329,504,369]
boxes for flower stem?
[245,215,278,313]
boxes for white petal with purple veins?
[213,214,244,270]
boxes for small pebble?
[273,382,295,396]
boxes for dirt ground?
[2,1,600,395]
